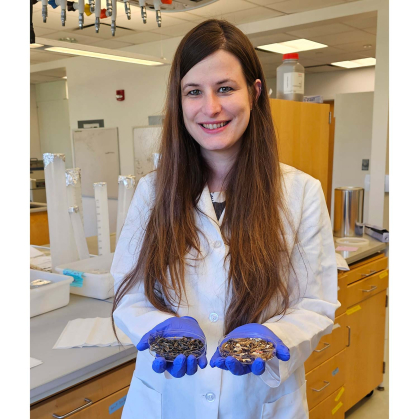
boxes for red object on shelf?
[100,8,108,19]
[161,0,173,4]
[283,53,299,60]
[116,90,125,101]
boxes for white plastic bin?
[30,270,73,317]
[55,253,115,300]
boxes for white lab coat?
[111,163,339,419]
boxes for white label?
[284,72,304,94]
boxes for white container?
[30,269,73,317]
[55,253,115,300]
[276,53,305,102]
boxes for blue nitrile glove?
[137,316,208,378]
[210,323,290,376]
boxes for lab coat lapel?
[198,185,222,232]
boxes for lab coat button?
[205,392,216,402]
[209,313,218,322]
[213,240,222,248]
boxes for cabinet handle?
[361,285,378,293]
[360,270,378,277]
[311,381,330,392]
[52,399,93,418]
[347,326,351,347]
[314,342,331,353]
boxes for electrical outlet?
[362,159,369,171]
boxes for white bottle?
[276,53,305,102]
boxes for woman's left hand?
[210,324,290,376]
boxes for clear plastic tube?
[69,206,90,260]
[116,175,136,244]
[43,153,79,271]
[93,182,111,256]
[66,168,84,228]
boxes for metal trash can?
[333,187,364,237]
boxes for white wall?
[266,66,375,101]
[331,92,374,226]
[30,84,42,160]
[35,80,73,168]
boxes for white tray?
[30,270,73,318]
[55,253,115,300]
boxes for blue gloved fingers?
[215,356,228,370]
[209,349,222,368]
[136,332,151,351]
[225,356,247,376]
[167,354,187,378]
[186,355,198,375]
[152,356,166,374]
[197,353,208,369]
[250,358,266,375]
[276,343,290,361]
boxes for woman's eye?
[219,86,233,93]
[187,89,201,96]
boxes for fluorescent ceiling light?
[257,39,327,54]
[332,57,376,68]
[46,47,164,66]
[32,37,170,67]
[62,76,67,79]
[30,43,44,49]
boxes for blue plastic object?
[48,0,59,9]
[63,269,84,288]
[137,316,208,378]
[210,323,290,376]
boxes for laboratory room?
[27,0,391,418]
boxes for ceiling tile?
[116,31,171,45]
[310,51,373,65]
[43,30,103,45]
[342,15,377,30]
[248,32,298,48]
[285,23,354,38]
[149,21,200,37]
[332,41,376,53]
[161,11,207,22]
[220,6,284,25]
[187,0,256,18]
[363,27,376,35]
[298,46,347,58]
[305,65,345,73]
[306,29,376,46]
[244,0,289,6]
[89,39,135,49]
[267,0,349,14]
[32,26,58,37]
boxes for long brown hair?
[112,19,296,335]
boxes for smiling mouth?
[198,121,231,130]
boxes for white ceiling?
[31,0,377,82]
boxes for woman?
[111,19,339,419]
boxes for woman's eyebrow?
[182,79,237,91]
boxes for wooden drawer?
[69,386,129,418]
[335,274,347,317]
[31,360,135,418]
[346,255,388,285]
[305,314,347,373]
[309,386,345,419]
[346,270,388,307]
[305,349,346,410]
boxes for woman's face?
[181,50,261,157]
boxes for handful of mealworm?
[219,338,275,364]
[149,336,205,362]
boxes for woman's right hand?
[137,316,208,378]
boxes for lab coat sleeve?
[111,175,174,347]
[260,179,339,388]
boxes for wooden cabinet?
[309,386,345,419]
[305,251,388,418]
[306,349,346,410]
[345,290,387,410]
[31,360,135,419]
[270,99,333,211]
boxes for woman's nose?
[202,92,222,116]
